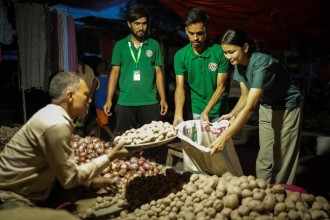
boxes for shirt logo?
[145,50,153,57]
[208,62,218,71]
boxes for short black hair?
[126,5,150,23]
[183,8,209,27]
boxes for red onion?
[120,163,128,170]
[143,162,151,171]
[130,157,138,164]
[138,159,145,166]
[128,163,138,171]
[79,151,87,158]
[104,142,112,149]
[96,147,104,155]
[78,145,85,153]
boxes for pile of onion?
[102,156,164,183]
[70,134,112,164]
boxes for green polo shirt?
[111,35,163,106]
[174,43,230,118]
[233,52,302,109]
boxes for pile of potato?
[113,121,177,146]
[80,170,329,220]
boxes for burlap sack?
[176,120,243,176]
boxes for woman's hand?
[217,113,236,124]
[210,134,227,155]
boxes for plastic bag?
[176,120,243,176]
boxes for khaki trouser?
[257,103,302,184]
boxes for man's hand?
[103,101,112,116]
[159,99,168,116]
[200,111,210,123]
[90,176,116,190]
[106,141,141,161]
[173,115,184,127]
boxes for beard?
[132,30,147,41]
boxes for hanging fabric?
[15,3,47,90]
[0,0,11,45]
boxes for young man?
[103,5,168,134]
[103,5,168,161]
[0,72,133,209]
[173,8,230,126]
[173,8,231,175]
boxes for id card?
[133,70,140,81]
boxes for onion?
[138,166,145,173]
[78,145,85,153]
[111,162,120,171]
[128,163,138,171]
[124,172,133,180]
[84,136,93,144]
[104,142,112,148]
[120,163,128,170]
[130,157,138,164]
[79,151,87,158]
[138,159,145,166]
[143,162,151,171]
[118,168,127,177]
[96,147,104,155]
[93,143,101,150]
[86,143,94,150]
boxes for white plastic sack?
[176,120,243,176]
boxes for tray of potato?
[113,121,178,148]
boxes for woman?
[210,28,303,184]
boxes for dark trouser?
[114,104,161,135]
[114,104,163,161]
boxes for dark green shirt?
[111,35,163,106]
[233,52,302,109]
[174,43,230,118]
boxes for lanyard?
[128,42,143,68]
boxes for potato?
[223,194,240,209]
[263,193,276,211]
[221,207,232,218]
[274,202,287,215]
[287,210,300,220]
[241,189,253,198]
[301,193,315,205]
[247,199,264,213]
[237,205,250,216]
[213,199,224,212]
[272,184,286,194]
